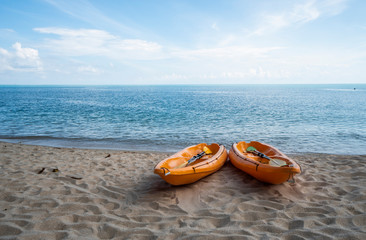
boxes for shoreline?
[1,140,364,156]
[0,140,173,155]
[0,139,178,154]
[1,141,365,239]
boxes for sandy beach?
[0,141,365,239]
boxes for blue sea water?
[0,84,365,154]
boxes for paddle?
[246,146,287,167]
[175,146,213,168]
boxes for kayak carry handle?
[161,167,171,176]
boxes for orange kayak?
[154,143,228,185]
[229,141,301,184]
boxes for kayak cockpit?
[159,143,221,169]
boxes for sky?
[1,0,366,85]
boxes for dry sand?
[0,141,365,239]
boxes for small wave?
[0,136,177,152]
[324,88,364,92]
[0,135,83,141]
[336,132,366,141]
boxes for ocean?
[0,84,365,154]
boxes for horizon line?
[0,83,365,87]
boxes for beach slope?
[0,142,365,239]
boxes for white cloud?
[34,27,162,59]
[173,46,283,59]
[0,28,15,33]
[33,27,283,65]
[77,65,101,74]
[0,42,42,72]
[291,0,320,24]
[0,48,11,71]
[211,22,219,31]
[111,39,161,52]
[318,0,348,16]
[251,0,348,36]
[156,66,291,84]
[44,0,137,36]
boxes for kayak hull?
[154,143,228,185]
[229,141,301,184]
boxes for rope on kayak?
[192,146,225,172]
[193,155,220,172]
[232,144,260,170]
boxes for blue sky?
[1,0,366,85]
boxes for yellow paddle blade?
[203,146,212,154]
[269,159,287,167]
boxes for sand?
[0,141,365,239]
